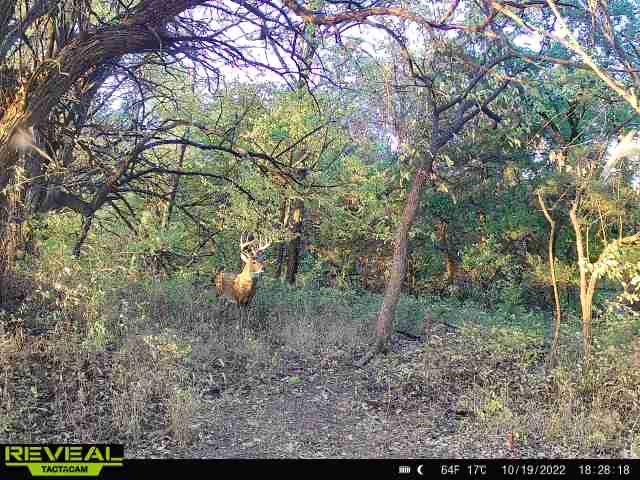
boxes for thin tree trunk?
[163,142,187,228]
[537,192,562,367]
[570,197,640,370]
[286,198,304,285]
[359,257,370,290]
[73,214,94,258]
[583,279,596,366]
[437,220,457,287]
[368,168,431,357]
[276,198,289,280]
[0,175,23,305]
[445,255,457,286]
[276,244,288,279]
[279,24,316,285]
[570,196,593,368]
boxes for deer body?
[215,261,262,306]
[214,233,271,329]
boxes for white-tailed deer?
[214,233,271,330]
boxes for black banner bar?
[0,449,637,480]
[115,459,636,478]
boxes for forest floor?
[1,280,639,459]
[131,333,466,459]
[128,325,628,459]
[135,337,451,458]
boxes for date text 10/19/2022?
[437,462,633,477]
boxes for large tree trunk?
[0,0,207,290]
[372,168,431,353]
[0,0,205,158]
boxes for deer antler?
[239,232,257,253]
[239,232,272,259]
[256,234,272,252]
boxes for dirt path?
[189,370,449,458]
[128,338,465,458]
[125,329,609,460]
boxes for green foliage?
[8,1,640,399]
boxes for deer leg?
[240,306,250,335]
[216,296,229,315]
[245,302,255,330]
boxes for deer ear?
[240,252,250,263]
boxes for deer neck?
[239,262,261,282]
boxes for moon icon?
[417,464,424,475]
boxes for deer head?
[239,232,272,278]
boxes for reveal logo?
[3,444,124,477]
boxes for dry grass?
[0,278,372,450]
[416,320,640,458]
[0,276,638,458]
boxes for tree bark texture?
[373,168,431,351]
